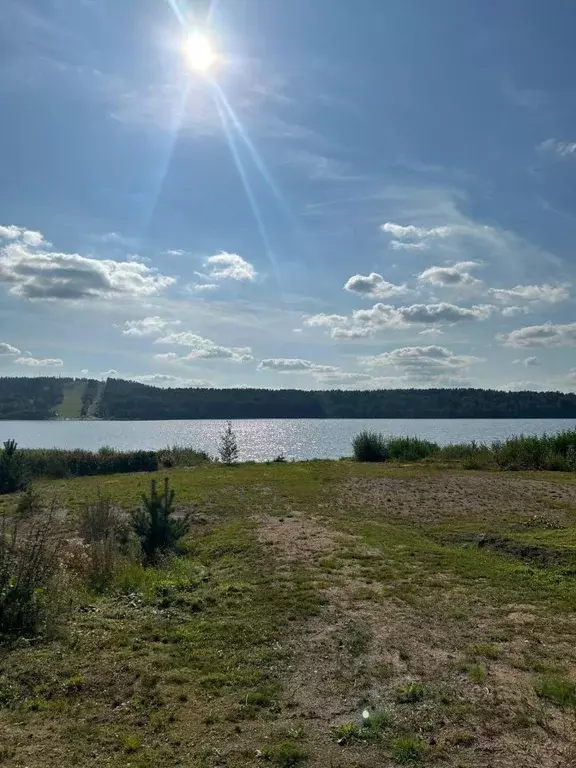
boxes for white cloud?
[313,371,373,386]
[344,272,408,299]
[360,345,480,373]
[500,322,576,348]
[101,369,118,377]
[15,356,63,367]
[512,356,540,367]
[305,301,494,340]
[389,240,429,252]
[381,223,453,239]
[0,225,47,247]
[190,283,219,292]
[122,316,180,337]
[131,373,212,386]
[419,328,444,337]
[539,138,576,158]
[80,369,89,376]
[418,261,483,288]
[0,342,20,356]
[204,252,256,281]
[304,313,348,328]
[489,283,570,304]
[501,306,527,317]
[163,249,187,257]
[257,358,339,373]
[156,332,253,362]
[0,229,175,301]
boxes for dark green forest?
[100,378,576,419]
[0,377,73,419]
[2,376,576,420]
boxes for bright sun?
[184,32,217,73]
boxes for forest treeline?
[2,376,576,420]
[99,378,576,419]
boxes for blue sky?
[1,0,575,390]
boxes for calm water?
[1,419,575,462]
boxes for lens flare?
[184,32,216,72]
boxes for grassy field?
[2,461,576,766]
[55,381,88,419]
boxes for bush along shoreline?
[1,427,575,496]
[352,429,576,471]
[0,442,210,491]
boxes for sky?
[1,0,575,391]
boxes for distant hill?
[0,377,100,419]
[1,377,576,420]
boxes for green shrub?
[352,431,389,462]
[131,478,192,565]
[0,500,64,638]
[19,448,159,480]
[385,436,439,461]
[0,440,27,495]
[158,446,211,468]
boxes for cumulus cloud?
[305,301,494,340]
[0,225,47,247]
[0,228,174,301]
[0,342,20,356]
[257,358,339,373]
[418,261,483,288]
[204,252,256,281]
[101,369,118,377]
[360,345,480,374]
[344,272,408,299]
[15,356,63,367]
[489,283,570,304]
[80,369,89,376]
[122,316,180,337]
[257,358,375,388]
[156,331,253,362]
[500,322,576,348]
[513,356,540,367]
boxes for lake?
[1,419,575,462]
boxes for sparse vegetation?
[395,681,425,703]
[0,459,575,765]
[390,736,426,764]
[0,497,64,638]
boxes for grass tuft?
[535,676,576,708]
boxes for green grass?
[55,381,87,419]
[535,676,576,707]
[2,460,576,765]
